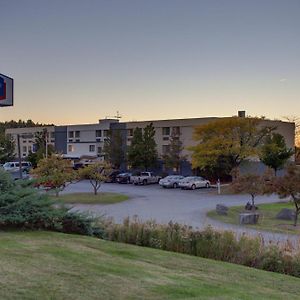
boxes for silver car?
[179,176,210,190]
[159,175,185,188]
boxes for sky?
[0,0,299,125]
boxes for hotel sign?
[0,73,14,107]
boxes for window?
[172,126,180,135]
[127,129,133,136]
[51,132,55,139]
[163,136,169,141]
[68,131,74,138]
[162,127,170,136]
[96,130,102,138]
[162,145,170,154]
[28,146,32,152]
[75,131,80,138]
[97,146,102,155]
[68,145,74,152]
[23,146,27,152]
[89,145,95,152]
[103,130,109,137]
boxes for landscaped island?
[53,192,129,204]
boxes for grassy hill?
[0,231,299,300]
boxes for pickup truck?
[131,172,161,185]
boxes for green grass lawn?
[0,231,300,300]
[52,192,129,204]
[207,201,300,234]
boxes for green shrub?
[61,212,94,236]
[0,171,97,236]
[100,217,300,278]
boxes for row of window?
[68,127,181,140]
[67,144,172,155]
[68,145,102,154]
[127,127,180,137]
[68,130,110,139]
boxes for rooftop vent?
[238,111,246,118]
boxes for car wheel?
[173,182,178,189]
[191,184,196,190]
[206,182,210,188]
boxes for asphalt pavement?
[63,180,300,245]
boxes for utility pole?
[17,134,23,179]
[45,130,48,158]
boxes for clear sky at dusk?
[0,0,299,125]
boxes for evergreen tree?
[127,127,144,169]
[103,129,124,169]
[163,128,184,173]
[0,134,15,163]
[260,133,294,176]
[142,123,158,170]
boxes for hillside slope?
[0,231,299,300]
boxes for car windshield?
[164,176,176,180]
[184,177,196,181]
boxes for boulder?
[216,204,229,215]
[239,212,259,225]
[276,208,295,221]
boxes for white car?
[159,175,185,188]
[179,176,210,190]
[3,161,32,173]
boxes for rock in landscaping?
[239,212,259,225]
[276,208,295,221]
[216,204,229,215]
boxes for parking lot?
[63,181,300,244]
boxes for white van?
[3,161,32,173]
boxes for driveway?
[64,181,300,244]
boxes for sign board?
[0,73,14,107]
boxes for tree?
[142,123,158,170]
[0,134,15,163]
[28,128,55,167]
[103,129,124,169]
[162,128,184,173]
[127,127,145,169]
[272,165,300,226]
[231,174,266,210]
[259,133,293,176]
[189,117,275,177]
[32,154,77,196]
[79,162,112,195]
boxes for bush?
[100,217,300,278]
[61,212,94,236]
[0,171,97,236]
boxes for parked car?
[179,176,210,190]
[131,172,161,185]
[105,170,121,183]
[3,161,32,173]
[159,175,185,188]
[72,162,84,170]
[116,172,132,184]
